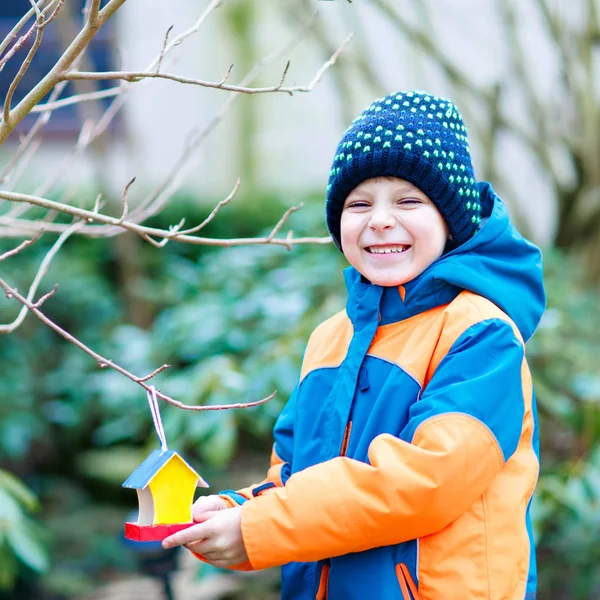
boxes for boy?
[163,90,545,600]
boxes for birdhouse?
[123,448,208,541]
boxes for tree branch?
[3,15,46,125]
[61,36,352,96]
[0,221,81,334]
[0,190,332,246]
[0,233,42,262]
[0,276,276,411]
[30,86,122,113]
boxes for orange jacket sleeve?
[241,415,504,570]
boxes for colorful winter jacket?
[217,182,546,600]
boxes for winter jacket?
[218,182,546,600]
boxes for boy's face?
[340,177,449,287]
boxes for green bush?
[0,470,49,590]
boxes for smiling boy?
[164,91,545,600]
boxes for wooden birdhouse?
[123,448,208,541]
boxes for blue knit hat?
[326,90,482,250]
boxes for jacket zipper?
[340,421,352,456]
[315,561,330,599]
[396,563,421,600]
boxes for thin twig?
[304,33,353,91]
[0,233,42,262]
[145,0,224,74]
[119,177,135,223]
[0,0,61,73]
[0,221,82,334]
[0,80,69,186]
[0,0,54,57]
[136,364,171,383]
[31,283,58,308]
[177,178,240,235]
[267,203,303,242]
[28,0,43,22]
[156,25,174,74]
[219,63,235,85]
[92,193,103,216]
[30,87,122,113]
[0,277,276,411]
[3,16,45,125]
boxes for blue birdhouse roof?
[122,449,202,489]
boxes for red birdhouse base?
[125,521,195,542]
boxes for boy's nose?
[368,207,395,231]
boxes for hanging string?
[147,385,168,452]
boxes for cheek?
[340,214,361,248]
[411,215,448,252]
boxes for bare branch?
[0,190,332,246]
[92,192,103,216]
[0,0,61,73]
[86,0,101,27]
[0,0,54,58]
[3,16,45,125]
[304,33,353,91]
[219,63,235,86]
[177,177,240,235]
[136,364,171,383]
[119,177,135,223]
[31,283,58,308]
[144,0,224,74]
[156,25,174,74]
[0,277,276,411]
[28,0,43,22]
[141,218,186,248]
[30,86,122,113]
[0,80,69,186]
[0,233,42,262]
[267,203,304,242]
[61,51,351,95]
[0,221,82,334]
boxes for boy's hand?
[162,507,248,568]
[192,494,229,521]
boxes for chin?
[364,271,412,287]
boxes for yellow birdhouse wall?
[148,456,198,524]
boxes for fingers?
[192,495,227,521]
[163,521,210,549]
[193,509,220,525]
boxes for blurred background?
[0,0,599,598]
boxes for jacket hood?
[344,181,546,342]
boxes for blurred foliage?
[0,470,49,590]
[0,193,599,598]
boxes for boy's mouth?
[365,244,411,254]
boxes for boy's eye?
[398,198,421,205]
[344,200,370,208]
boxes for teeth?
[367,245,409,254]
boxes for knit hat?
[326,90,482,250]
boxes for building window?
[0,0,117,139]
